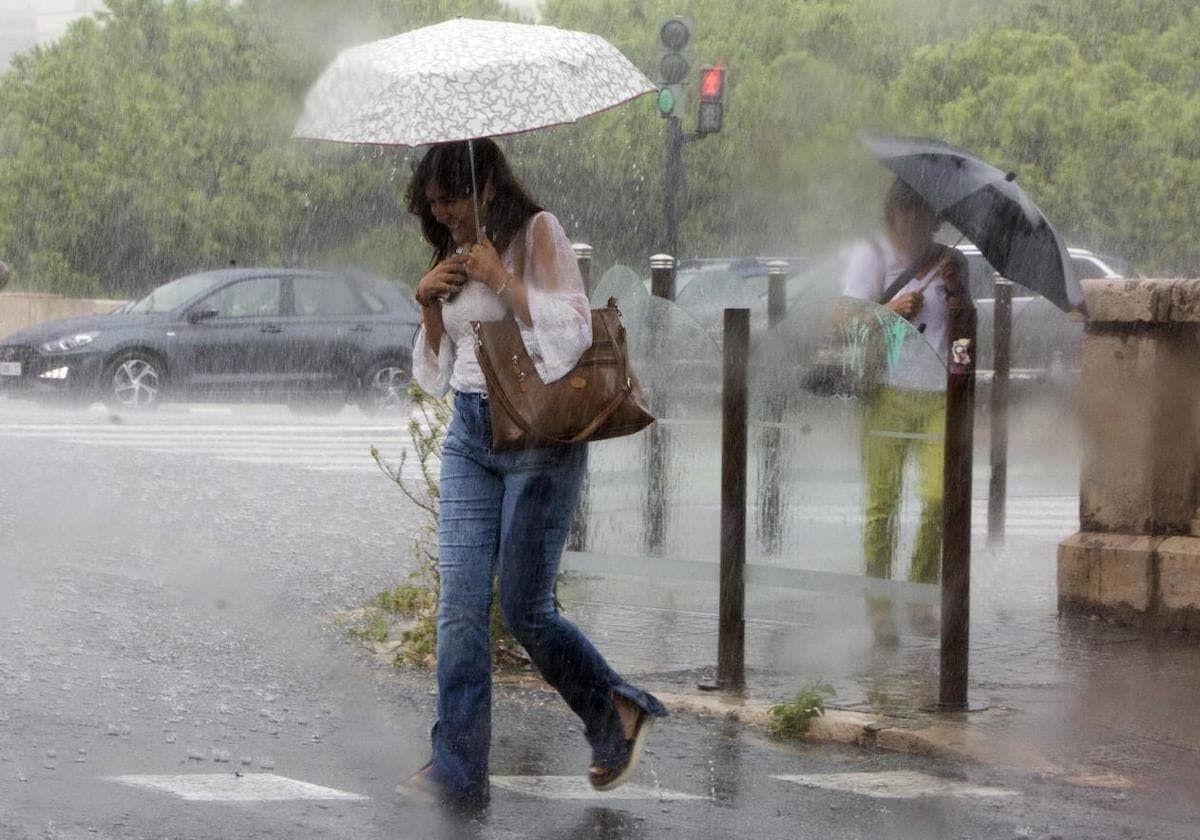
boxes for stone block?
[1157,537,1200,612]
[1058,533,1159,614]
[1083,278,1170,323]
[1078,329,1200,534]
[1083,277,1200,324]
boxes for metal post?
[663,117,685,261]
[650,253,676,301]
[644,254,676,553]
[567,242,595,552]
[939,282,979,711]
[987,277,1012,546]
[572,242,594,297]
[757,260,788,553]
[716,308,749,690]
[766,259,788,329]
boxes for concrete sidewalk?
[555,532,1200,799]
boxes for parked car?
[658,247,1124,391]
[0,267,420,413]
[960,245,1123,385]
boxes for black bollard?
[567,242,595,552]
[987,276,1012,546]
[939,279,978,711]
[650,253,676,301]
[756,260,788,554]
[573,242,594,297]
[710,308,750,691]
[644,254,675,553]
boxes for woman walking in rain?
[841,178,966,641]
[399,139,666,807]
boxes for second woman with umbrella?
[400,139,667,807]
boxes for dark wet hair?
[406,139,543,264]
[884,178,935,227]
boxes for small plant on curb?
[769,683,836,738]
[366,382,528,671]
[347,612,391,645]
[365,383,448,668]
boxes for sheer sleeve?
[412,324,455,397]
[518,212,592,384]
[840,239,884,302]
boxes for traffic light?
[656,16,692,118]
[697,65,726,135]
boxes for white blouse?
[412,211,592,396]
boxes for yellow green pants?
[861,386,946,584]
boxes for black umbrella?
[864,134,1081,312]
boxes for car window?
[356,282,390,314]
[293,275,368,316]
[129,273,221,313]
[965,254,998,299]
[201,277,282,318]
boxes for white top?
[412,211,592,396]
[840,235,951,392]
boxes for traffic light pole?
[663,115,686,261]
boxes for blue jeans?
[427,392,667,797]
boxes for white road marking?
[773,771,1017,800]
[105,773,368,802]
[489,775,707,801]
[0,416,421,475]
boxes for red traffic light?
[699,65,725,102]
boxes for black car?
[0,268,421,413]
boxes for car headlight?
[41,332,98,353]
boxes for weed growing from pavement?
[366,383,528,671]
[769,683,836,738]
[347,612,391,645]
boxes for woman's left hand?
[465,238,508,292]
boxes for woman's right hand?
[415,256,468,307]
[885,291,923,321]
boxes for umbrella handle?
[916,233,967,293]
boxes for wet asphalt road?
[0,399,1194,839]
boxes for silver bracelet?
[495,275,511,296]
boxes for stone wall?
[1059,278,1200,630]
[0,292,128,339]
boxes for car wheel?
[103,352,164,411]
[359,358,410,415]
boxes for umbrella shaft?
[468,139,484,244]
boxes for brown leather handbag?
[472,298,655,451]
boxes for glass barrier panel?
[744,295,949,707]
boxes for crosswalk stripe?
[106,773,369,802]
[0,415,421,473]
[0,423,401,433]
[773,771,1017,800]
[489,775,707,801]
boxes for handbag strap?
[880,242,962,304]
[879,258,924,305]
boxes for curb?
[655,691,874,748]
[653,690,1064,777]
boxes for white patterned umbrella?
[293,18,656,147]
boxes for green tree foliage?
[896,12,1200,272]
[0,0,510,296]
[0,0,1197,297]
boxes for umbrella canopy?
[864,135,1081,312]
[293,18,656,147]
